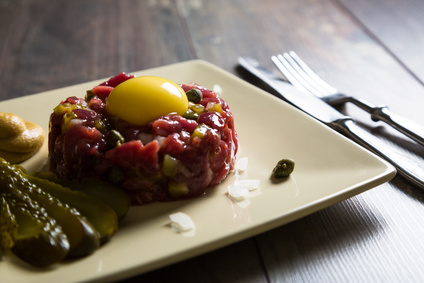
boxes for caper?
[183,109,199,121]
[108,130,125,147]
[272,158,295,178]
[185,88,203,103]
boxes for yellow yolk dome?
[106,76,189,125]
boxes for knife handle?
[370,106,424,147]
[333,118,424,188]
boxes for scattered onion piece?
[227,157,261,203]
[169,212,195,233]
[227,185,249,201]
[213,84,222,95]
[235,157,248,171]
[234,179,260,191]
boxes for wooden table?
[2,0,424,282]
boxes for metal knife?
[238,56,424,189]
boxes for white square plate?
[0,60,395,283]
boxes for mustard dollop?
[0,113,45,163]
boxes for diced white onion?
[227,185,249,201]
[234,179,260,191]
[67,119,85,128]
[236,157,248,171]
[206,102,216,111]
[213,84,222,95]
[138,133,153,145]
[169,212,195,232]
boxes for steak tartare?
[48,72,238,205]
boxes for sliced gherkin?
[1,191,69,268]
[28,175,118,244]
[0,158,100,258]
[31,171,130,221]
[0,196,17,251]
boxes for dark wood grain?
[128,238,268,283]
[2,0,424,282]
[338,0,424,85]
[0,0,193,100]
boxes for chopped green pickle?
[53,103,69,115]
[61,112,78,133]
[183,109,199,120]
[162,154,179,178]
[192,124,211,139]
[168,182,189,198]
[94,118,106,132]
[85,90,95,102]
[53,102,86,116]
[191,103,205,114]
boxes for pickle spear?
[32,172,130,221]
[0,196,17,251]
[28,175,119,244]
[1,191,70,268]
[0,158,100,258]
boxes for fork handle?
[370,106,424,147]
[332,118,424,188]
[341,96,424,147]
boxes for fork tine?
[279,53,328,97]
[271,55,312,94]
[279,53,329,96]
[287,51,338,95]
[272,54,326,97]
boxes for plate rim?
[0,59,396,283]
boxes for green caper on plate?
[272,158,295,178]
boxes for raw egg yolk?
[106,76,188,125]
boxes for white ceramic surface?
[0,60,396,283]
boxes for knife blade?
[238,56,424,189]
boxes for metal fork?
[271,51,424,147]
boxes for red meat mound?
[48,73,238,205]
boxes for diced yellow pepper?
[212,103,223,114]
